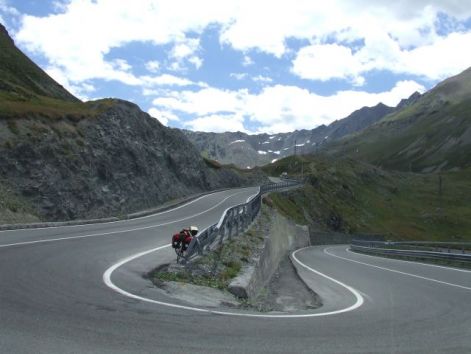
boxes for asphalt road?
[1,186,471,353]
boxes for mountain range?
[184,68,470,174]
[183,93,420,168]
[1,19,469,224]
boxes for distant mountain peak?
[184,99,399,167]
[396,91,422,109]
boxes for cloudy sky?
[2,0,471,133]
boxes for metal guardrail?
[350,240,471,263]
[180,179,301,264]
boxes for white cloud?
[292,44,363,83]
[171,38,200,60]
[0,0,19,16]
[230,73,248,80]
[154,81,425,133]
[293,30,471,83]
[242,55,254,66]
[152,87,248,115]
[13,0,471,89]
[145,60,160,73]
[9,0,471,135]
[168,62,184,72]
[188,56,203,69]
[392,31,471,80]
[170,37,203,70]
[141,74,196,87]
[45,66,95,100]
[184,113,246,133]
[15,0,228,85]
[112,58,132,72]
[148,107,180,126]
[252,75,273,83]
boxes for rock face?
[183,101,400,168]
[0,100,260,221]
[0,23,264,222]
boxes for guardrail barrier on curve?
[180,179,301,264]
[350,239,471,263]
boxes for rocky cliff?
[0,24,263,222]
[0,99,263,221]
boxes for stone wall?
[228,207,310,299]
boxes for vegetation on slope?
[149,209,268,291]
[326,67,471,173]
[0,180,39,224]
[0,23,91,118]
[263,155,471,241]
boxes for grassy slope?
[263,155,471,241]
[0,24,77,101]
[330,99,471,172]
[326,68,471,172]
[0,23,92,118]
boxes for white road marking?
[0,188,256,234]
[0,191,245,249]
[245,188,260,203]
[102,246,364,318]
[324,247,471,291]
[347,247,471,273]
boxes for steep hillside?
[0,24,263,223]
[262,155,471,241]
[0,24,79,106]
[326,68,471,172]
[183,100,401,168]
[326,103,395,140]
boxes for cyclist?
[172,226,198,255]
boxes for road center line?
[0,191,245,249]
[0,188,252,234]
[324,247,471,291]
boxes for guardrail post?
[220,224,226,245]
[228,211,233,240]
[235,207,241,236]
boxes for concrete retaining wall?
[229,207,310,299]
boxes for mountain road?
[1,186,470,353]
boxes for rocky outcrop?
[0,99,263,221]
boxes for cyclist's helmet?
[189,226,199,236]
